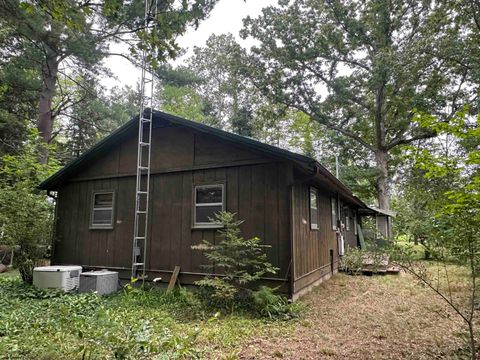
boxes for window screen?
[194,184,224,227]
[310,187,319,230]
[91,191,114,228]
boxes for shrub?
[251,286,302,320]
[0,131,59,283]
[192,211,279,310]
[340,247,364,275]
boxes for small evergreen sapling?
[192,211,279,306]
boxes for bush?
[250,286,301,320]
[0,131,59,283]
[340,247,364,275]
[192,211,278,310]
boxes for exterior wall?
[291,183,338,295]
[53,125,293,291]
[343,206,358,249]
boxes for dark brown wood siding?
[291,182,338,294]
[344,206,358,249]
[53,125,292,290]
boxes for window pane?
[94,193,113,207]
[196,186,222,204]
[92,209,112,225]
[310,189,318,209]
[310,208,318,229]
[196,205,223,223]
[331,198,337,229]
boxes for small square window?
[91,191,114,229]
[194,184,224,228]
[309,187,319,230]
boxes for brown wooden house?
[40,110,371,300]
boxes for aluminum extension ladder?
[131,0,157,282]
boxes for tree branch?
[386,130,436,150]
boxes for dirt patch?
[240,273,465,359]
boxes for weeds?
[0,275,294,359]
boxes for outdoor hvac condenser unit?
[33,265,82,292]
[79,270,118,295]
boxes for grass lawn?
[0,265,472,359]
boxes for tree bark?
[38,47,59,164]
[375,148,390,210]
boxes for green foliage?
[251,286,302,320]
[340,247,365,275]
[0,130,59,283]
[408,111,480,267]
[0,33,40,157]
[340,244,390,275]
[193,212,278,308]
[0,274,293,359]
[391,240,425,262]
[392,110,480,359]
[57,78,137,163]
[239,0,478,207]
[191,212,301,320]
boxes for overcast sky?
[101,0,277,89]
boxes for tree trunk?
[375,148,390,210]
[38,47,59,164]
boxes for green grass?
[0,268,19,278]
[0,274,294,359]
[394,240,426,260]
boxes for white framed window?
[91,191,114,229]
[309,187,319,230]
[193,184,225,228]
[331,197,337,230]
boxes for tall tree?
[58,76,138,162]
[0,27,40,156]
[240,0,476,209]
[0,0,219,162]
[156,64,220,126]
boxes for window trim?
[193,183,225,229]
[90,190,115,230]
[309,187,319,230]
[331,197,337,230]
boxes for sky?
[101,0,278,89]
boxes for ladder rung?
[141,118,151,123]
[139,166,149,171]
[137,191,148,195]
[140,142,150,146]
[136,211,147,214]
[133,263,144,267]
[135,236,145,240]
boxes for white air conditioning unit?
[79,270,118,295]
[33,265,82,292]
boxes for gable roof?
[39,109,366,207]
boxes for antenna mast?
[131,0,157,282]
